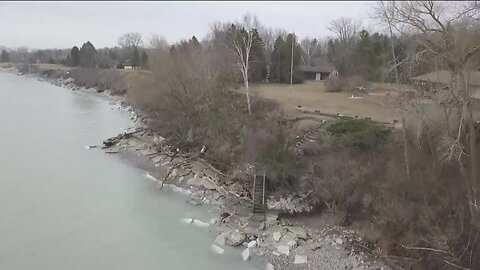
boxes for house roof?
[300,58,335,73]
[411,70,480,86]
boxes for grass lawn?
[240,81,400,123]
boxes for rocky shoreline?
[1,65,391,270]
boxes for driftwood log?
[102,128,145,148]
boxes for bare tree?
[227,14,260,115]
[327,17,362,46]
[373,1,400,83]
[148,33,168,49]
[300,37,320,65]
[259,26,275,81]
[145,34,169,68]
[388,1,480,229]
[118,32,143,48]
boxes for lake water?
[0,72,259,270]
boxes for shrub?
[326,119,390,149]
[255,129,297,191]
[325,76,369,93]
[324,77,347,92]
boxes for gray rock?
[211,244,225,254]
[225,230,246,246]
[214,233,226,246]
[273,231,281,241]
[187,177,218,190]
[266,263,275,270]
[277,245,290,255]
[247,240,257,248]
[294,255,308,264]
[279,232,298,249]
[242,248,250,261]
[288,226,308,239]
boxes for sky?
[0,1,378,50]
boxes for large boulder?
[211,244,225,255]
[277,245,290,256]
[241,248,250,261]
[287,226,308,240]
[294,255,308,264]
[273,231,282,242]
[187,177,218,190]
[225,230,246,246]
[214,233,226,246]
[279,232,299,249]
[266,263,275,270]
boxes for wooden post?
[252,174,256,207]
[262,171,266,207]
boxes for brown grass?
[239,81,401,123]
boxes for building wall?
[303,71,330,81]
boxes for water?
[0,72,258,270]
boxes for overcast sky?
[0,1,378,49]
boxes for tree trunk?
[402,114,411,180]
[468,94,480,227]
[244,73,252,115]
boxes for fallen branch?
[443,260,473,270]
[103,128,145,148]
[399,242,450,255]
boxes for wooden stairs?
[253,173,266,213]
[246,173,266,234]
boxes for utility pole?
[290,32,295,87]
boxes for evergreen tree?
[0,50,9,62]
[269,34,303,83]
[350,30,391,81]
[283,34,303,83]
[141,51,149,69]
[70,46,80,66]
[269,36,285,82]
[65,54,72,66]
[132,46,140,67]
[191,35,200,47]
[79,41,96,68]
[326,39,336,65]
[249,28,267,82]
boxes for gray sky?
[0,1,378,49]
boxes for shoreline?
[0,65,391,270]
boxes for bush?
[255,128,297,191]
[324,77,347,92]
[325,76,369,93]
[326,119,390,149]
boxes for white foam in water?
[181,218,194,224]
[144,172,157,182]
[192,219,209,228]
[163,183,192,196]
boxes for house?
[410,70,480,98]
[300,58,338,81]
[117,60,136,70]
